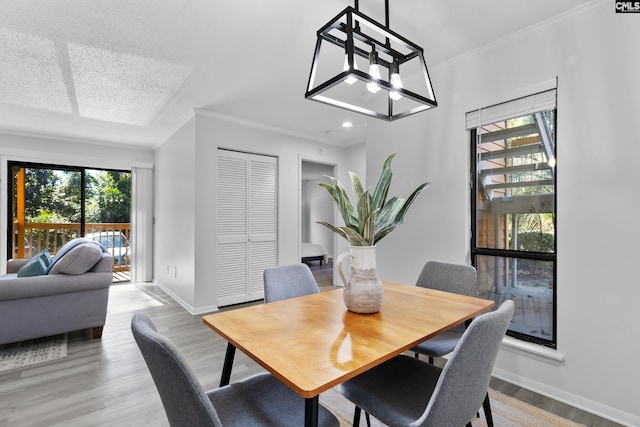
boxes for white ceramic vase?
[336,245,384,314]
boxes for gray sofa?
[0,239,113,345]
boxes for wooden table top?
[202,281,494,398]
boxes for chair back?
[263,263,320,303]
[131,314,221,427]
[416,261,477,297]
[421,300,515,427]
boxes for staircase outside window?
[470,90,557,348]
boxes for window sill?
[501,336,565,363]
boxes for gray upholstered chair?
[131,313,339,427]
[410,261,496,425]
[263,263,320,303]
[411,261,478,363]
[339,300,515,427]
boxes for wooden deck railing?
[12,222,131,272]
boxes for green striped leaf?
[316,153,430,246]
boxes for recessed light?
[341,121,354,128]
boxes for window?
[8,162,131,279]
[468,89,557,348]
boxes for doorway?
[301,160,336,286]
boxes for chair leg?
[428,356,434,364]
[353,406,361,426]
[483,391,494,427]
[352,407,371,427]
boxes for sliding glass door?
[8,162,131,280]
[84,169,132,270]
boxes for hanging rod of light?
[305,0,437,121]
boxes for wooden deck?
[112,270,130,283]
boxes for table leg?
[219,343,236,387]
[304,396,319,427]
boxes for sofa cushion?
[17,251,50,277]
[38,249,52,268]
[48,239,105,275]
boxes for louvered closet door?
[217,149,277,306]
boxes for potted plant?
[317,153,430,313]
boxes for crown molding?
[154,109,196,150]
[193,109,348,147]
[432,0,606,71]
[0,126,155,151]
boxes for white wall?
[367,2,639,425]
[0,132,154,273]
[153,117,197,308]
[344,142,366,182]
[0,132,153,170]
[153,111,354,313]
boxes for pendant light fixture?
[305,0,437,121]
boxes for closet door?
[217,150,277,306]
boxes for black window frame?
[470,109,558,349]
[6,161,130,260]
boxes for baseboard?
[152,280,219,315]
[492,367,640,427]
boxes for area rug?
[320,387,586,427]
[0,334,67,372]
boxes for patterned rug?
[320,387,586,427]
[0,334,67,372]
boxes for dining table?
[202,281,495,427]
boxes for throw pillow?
[38,249,52,268]
[47,238,105,275]
[17,250,50,277]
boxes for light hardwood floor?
[0,271,622,426]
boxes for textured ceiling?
[0,0,588,148]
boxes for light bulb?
[367,64,381,93]
[389,73,403,101]
[389,60,403,101]
[367,48,381,93]
[343,54,358,85]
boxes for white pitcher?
[335,245,384,314]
